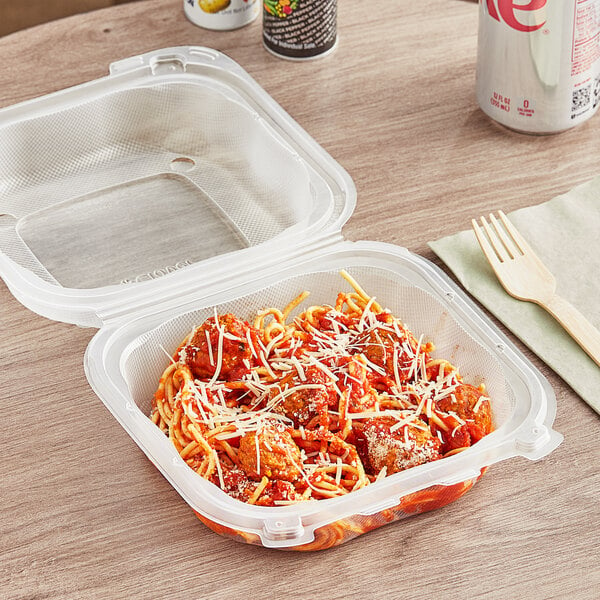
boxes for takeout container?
[0,47,563,550]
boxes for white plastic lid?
[0,47,355,327]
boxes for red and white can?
[476,0,600,134]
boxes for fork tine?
[497,210,532,255]
[479,215,511,262]
[472,218,502,266]
[489,213,521,259]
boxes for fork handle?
[541,295,600,368]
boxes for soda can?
[476,0,600,134]
[263,0,337,60]
[184,0,259,31]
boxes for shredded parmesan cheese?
[151,275,493,509]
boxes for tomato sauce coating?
[152,278,495,509]
[354,417,441,475]
[238,424,302,482]
[182,313,258,381]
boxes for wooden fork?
[472,211,600,368]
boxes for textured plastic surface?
[85,244,562,549]
[0,47,353,326]
[0,47,562,550]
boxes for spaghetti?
[151,271,493,507]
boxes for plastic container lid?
[0,47,562,549]
[0,46,353,327]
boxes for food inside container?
[117,257,558,550]
[149,270,494,508]
[0,47,562,551]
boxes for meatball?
[270,366,334,428]
[436,383,493,449]
[182,313,257,381]
[354,417,441,476]
[362,328,398,372]
[238,423,302,482]
[360,315,426,382]
[210,466,255,502]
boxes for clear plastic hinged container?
[0,47,562,551]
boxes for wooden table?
[1,1,598,598]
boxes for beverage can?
[476,0,600,134]
[184,0,259,30]
[263,0,337,60]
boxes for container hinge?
[95,233,349,326]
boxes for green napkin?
[429,176,600,415]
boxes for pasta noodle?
[151,271,493,507]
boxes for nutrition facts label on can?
[263,0,337,59]
[571,0,600,76]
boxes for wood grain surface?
[1,1,598,599]
[0,0,135,37]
